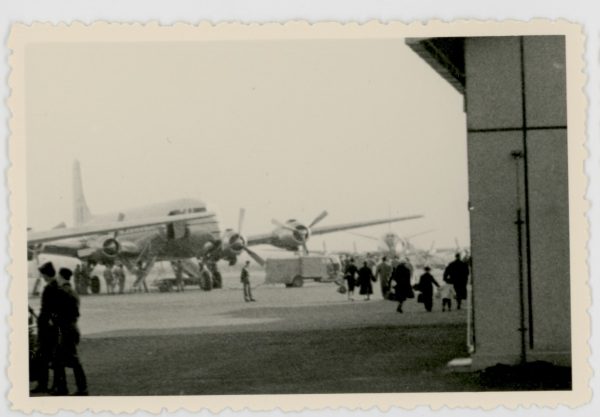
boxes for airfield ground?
[28,267,569,395]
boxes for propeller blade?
[308,210,328,229]
[243,246,265,267]
[302,242,309,256]
[271,219,297,232]
[238,208,245,235]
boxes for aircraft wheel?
[292,276,304,288]
[212,272,222,289]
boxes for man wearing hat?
[415,266,440,312]
[52,268,88,395]
[30,261,61,394]
[443,253,470,310]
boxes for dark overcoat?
[358,265,374,295]
[392,263,413,301]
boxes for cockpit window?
[169,207,206,215]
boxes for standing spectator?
[416,266,440,312]
[240,261,256,302]
[443,253,470,310]
[30,262,60,394]
[73,264,83,295]
[103,264,115,295]
[376,256,393,299]
[114,263,126,294]
[133,260,149,293]
[80,262,92,295]
[53,268,88,396]
[173,260,185,292]
[207,260,222,289]
[343,258,358,301]
[391,260,413,313]
[358,261,375,301]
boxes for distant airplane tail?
[73,160,92,225]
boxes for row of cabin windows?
[168,207,206,216]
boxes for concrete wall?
[465,36,570,368]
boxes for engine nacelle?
[220,229,246,256]
[273,220,311,250]
[88,237,121,258]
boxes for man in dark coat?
[358,261,375,301]
[443,253,470,310]
[343,258,358,301]
[52,268,88,396]
[416,266,440,312]
[240,261,255,302]
[391,261,413,313]
[30,262,61,394]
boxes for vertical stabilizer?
[73,160,92,225]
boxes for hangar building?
[407,36,570,369]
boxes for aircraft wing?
[245,215,423,246]
[41,239,142,258]
[346,231,380,241]
[310,215,424,236]
[28,212,215,245]
[245,232,274,246]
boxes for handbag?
[417,293,424,303]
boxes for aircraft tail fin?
[73,160,92,226]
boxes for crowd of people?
[33,260,152,297]
[29,261,88,396]
[27,252,470,395]
[340,253,470,313]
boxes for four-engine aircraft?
[28,161,423,284]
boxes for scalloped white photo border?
[6,20,589,413]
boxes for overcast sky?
[25,39,469,252]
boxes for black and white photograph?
[6,21,589,412]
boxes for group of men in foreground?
[30,261,88,396]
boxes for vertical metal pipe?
[519,36,535,349]
[512,150,527,364]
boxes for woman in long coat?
[392,261,413,313]
[343,259,358,301]
[358,261,375,301]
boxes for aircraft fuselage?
[78,198,223,263]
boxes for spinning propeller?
[234,208,265,266]
[271,210,329,254]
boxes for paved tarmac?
[29,268,481,395]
